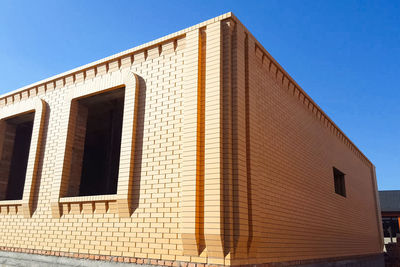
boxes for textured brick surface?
[0,12,382,266]
[0,33,186,261]
[236,21,383,265]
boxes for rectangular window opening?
[333,167,346,197]
[0,112,35,200]
[67,87,125,197]
[382,217,400,238]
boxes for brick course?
[0,12,382,266]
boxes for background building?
[379,190,400,244]
[0,13,383,266]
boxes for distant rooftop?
[379,190,400,212]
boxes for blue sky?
[0,1,399,190]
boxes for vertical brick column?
[0,122,16,200]
[51,99,81,217]
[245,33,256,259]
[204,21,225,262]
[116,71,140,217]
[181,28,204,256]
[232,22,250,263]
[221,19,234,261]
[21,99,46,218]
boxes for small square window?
[333,167,346,197]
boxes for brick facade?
[0,13,382,266]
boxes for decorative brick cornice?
[225,14,373,168]
[252,42,372,167]
[0,12,372,169]
[0,12,234,107]
[0,38,182,108]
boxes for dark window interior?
[76,88,124,196]
[0,112,34,200]
[383,217,400,238]
[333,167,346,197]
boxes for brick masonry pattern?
[0,13,383,266]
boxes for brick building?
[0,13,383,266]
[380,190,400,244]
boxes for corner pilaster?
[203,21,225,262]
[181,28,205,256]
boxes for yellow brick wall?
[0,13,382,266]
[0,35,187,261]
[235,21,383,265]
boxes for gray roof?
[379,190,400,212]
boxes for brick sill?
[59,194,117,203]
[58,194,119,216]
[0,199,23,215]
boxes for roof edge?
[228,14,373,166]
[0,12,233,98]
[1,12,374,168]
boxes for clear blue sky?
[0,1,398,190]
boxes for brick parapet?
[0,13,234,106]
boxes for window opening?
[67,88,125,196]
[333,167,346,197]
[0,112,34,200]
